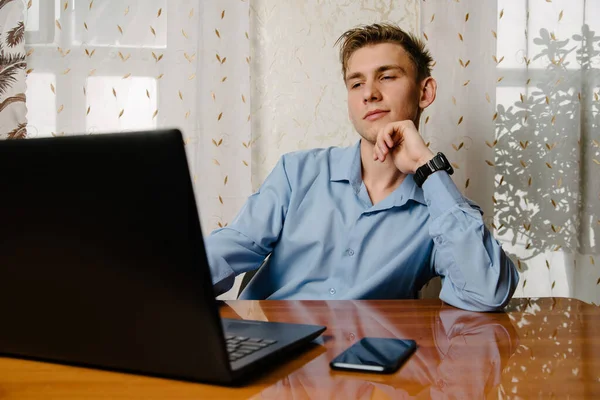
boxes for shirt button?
[347,248,355,256]
[329,288,336,295]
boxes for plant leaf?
[6,21,24,47]
[0,57,26,97]
[6,122,27,139]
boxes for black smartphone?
[329,337,417,374]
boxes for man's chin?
[356,131,378,145]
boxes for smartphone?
[329,337,417,374]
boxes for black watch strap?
[413,152,454,188]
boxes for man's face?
[345,43,422,144]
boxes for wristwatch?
[413,152,454,188]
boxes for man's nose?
[363,81,382,103]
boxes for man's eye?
[351,82,362,89]
[382,76,394,80]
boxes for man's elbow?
[477,282,518,311]
[440,262,520,312]
[471,248,520,310]
[470,262,520,311]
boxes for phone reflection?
[236,301,519,399]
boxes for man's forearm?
[423,172,519,311]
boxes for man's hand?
[373,120,435,175]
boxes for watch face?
[431,153,445,169]
[437,152,449,165]
[434,153,454,175]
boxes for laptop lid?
[0,130,234,383]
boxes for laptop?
[0,129,326,385]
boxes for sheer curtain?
[24,0,252,238]
[421,0,599,305]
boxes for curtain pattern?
[24,0,252,239]
[421,0,599,305]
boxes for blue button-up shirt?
[205,141,519,311]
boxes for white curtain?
[24,0,252,237]
[421,0,600,305]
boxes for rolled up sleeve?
[424,172,519,312]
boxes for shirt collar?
[330,140,426,207]
[395,174,426,207]
[330,140,361,188]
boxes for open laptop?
[0,129,326,385]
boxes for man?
[205,23,519,311]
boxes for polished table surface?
[1,298,599,399]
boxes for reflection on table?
[225,300,518,399]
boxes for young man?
[205,23,519,311]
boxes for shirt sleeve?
[204,156,292,295]
[423,172,519,312]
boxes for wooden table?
[1,298,599,399]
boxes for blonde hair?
[335,23,433,82]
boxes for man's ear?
[419,77,437,110]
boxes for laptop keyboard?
[225,335,278,362]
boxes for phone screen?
[330,337,416,373]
